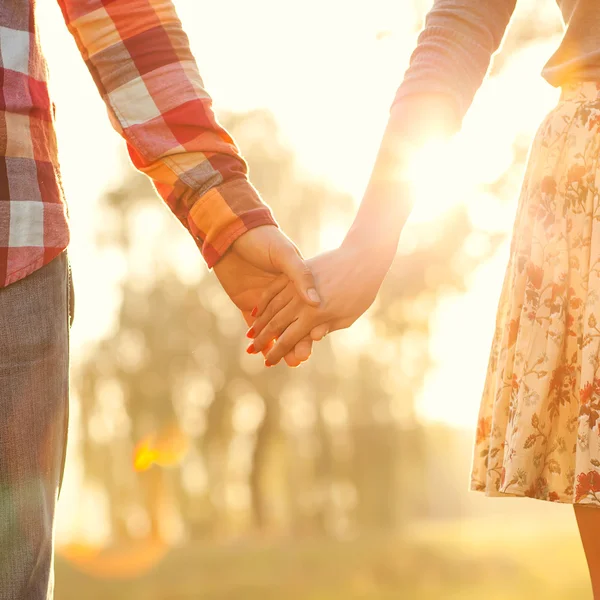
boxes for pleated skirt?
[471,82,600,506]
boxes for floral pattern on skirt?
[471,82,600,506]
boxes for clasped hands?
[213,224,394,367]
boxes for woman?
[245,0,600,595]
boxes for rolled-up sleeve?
[57,0,278,267]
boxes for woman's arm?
[346,0,518,253]
[249,0,519,365]
[343,94,458,261]
[396,0,518,121]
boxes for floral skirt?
[470,82,600,506]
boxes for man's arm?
[56,0,277,267]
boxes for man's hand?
[213,225,320,367]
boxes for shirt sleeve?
[56,0,278,268]
[393,0,518,131]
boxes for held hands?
[218,226,394,367]
[246,240,395,366]
[213,225,320,367]
[217,96,419,367]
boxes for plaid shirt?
[0,0,277,288]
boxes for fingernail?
[246,327,256,339]
[307,288,320,303]
[251,307,258,317]
[265,360,272,367]
[246,343,257,354]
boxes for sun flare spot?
[405,128,512,225]
[406,137,464,223]
[133,427,189,472]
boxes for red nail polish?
[265,360,272,367]
[246,343,256,354]
[251,307,258,317]
[246,327,256,339]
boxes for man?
[0,1,319,597]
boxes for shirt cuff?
[187,178,279,268]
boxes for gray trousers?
[0,252,72,599]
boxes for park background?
[35,0,590,598]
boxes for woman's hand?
[247,240,396,365]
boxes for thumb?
[274,245,320,307]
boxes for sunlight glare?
[406,137,464,223]
[319,222,348,252]
[406,130,513,225]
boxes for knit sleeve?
[393,0,518,130]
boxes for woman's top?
[394,0,600,125]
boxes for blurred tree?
[72,99,514,544]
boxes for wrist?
[342,225,398,269]
[343,175,408,263]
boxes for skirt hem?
[469,485,600,507]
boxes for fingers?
[272,246,320,307]
[264,325,329,368]
[250,287,295,339]
[265,317,324,366]
[254,275,288,319]
[283,336,313,367]
[294,337,313,362]
[283,350,302,368]
[310,323,330,342]
[250,301,300,353]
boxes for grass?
[54,518,591,600]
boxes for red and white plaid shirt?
[0,0,277,288]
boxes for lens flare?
[59,540,168,579]
[133,426,189,472]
